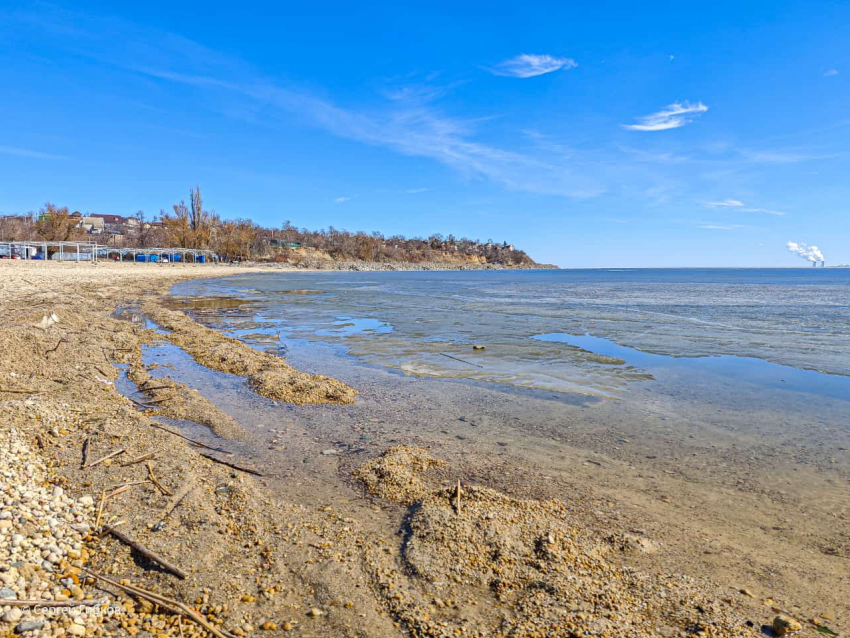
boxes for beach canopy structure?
[0,240,100,261]
[99,247,218,263]
[0,241,218,264]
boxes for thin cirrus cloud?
[489,54,577,78]
[622,101,709,131]
[698,224,747,230]
[0,145,65,160]
[334,196,351,204]
[705,199,786,216]
[706,199,744,208]
[824,69,839,77]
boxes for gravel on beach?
[1,419,102,638]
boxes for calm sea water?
[170,268,850,401]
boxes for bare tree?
[190,186,203,232]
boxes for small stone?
[241,595,255,603]
[231,629,244,637]
[66,625,86,636]
[15,621,46,634]
[260,622,276,631]
[472,345,485,350]
[0,587,16,599]
[307,608,323,617]
[282,622,292,631]
[78,496,94,507]
[2,608,23,623]
[772,615,802,636]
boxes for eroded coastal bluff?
[0,261,844,638]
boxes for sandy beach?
[1,261,846,638]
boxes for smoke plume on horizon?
[787,241,825,263]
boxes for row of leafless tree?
[0,189,536,265]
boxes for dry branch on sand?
[83,569,232,638]
[102,525,188,579]
[84,448,125,469]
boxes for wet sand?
[1,261,846,638]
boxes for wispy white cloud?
[489,54,577,78]
[622,101,708,132]
[741,207,785,216]
[705,199,785,216]
[698,224,746,230]
[382,83,450,104]
[824,68,839,77]
[738,148,837,164]
[706,198,744,208]
[13,5,813,209]
[155,77,604,198]
[405,188,429,194]
[0,145,65,160]
[334,196,351,204]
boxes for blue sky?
[1,1,848,267]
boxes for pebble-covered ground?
[1,419,102,638]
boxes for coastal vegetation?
[0,188,539,267]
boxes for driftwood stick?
[198,452,263,476]
[45,338,67,354]
[439,352,484,369]
[105,481,150,500]
[81,437,91,468]
[128,396,153,409]
[143,397,171,406]
[102,525,187,579]
[108,480,150,491]
[140,383,174,392]
[148,422,231,453]
[105,485,132,500]
[120,452,156,467]
[146,461,172,496]
[1,599,109,608]
[82,569,232,638]
[84,448,126,469]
